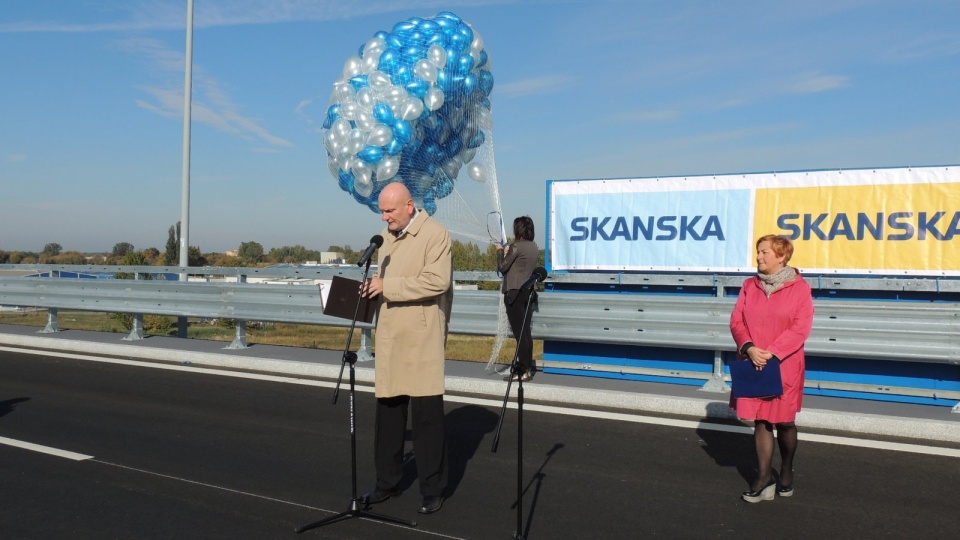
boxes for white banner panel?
[547,166,959,275]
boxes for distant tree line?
[0,223,544,272]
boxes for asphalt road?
[0,349,957,539]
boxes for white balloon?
[377,157,400,181]
[468,162,485,182]
[331,118,351,143]
[460,148,477,164]
[384,85,408,106]
[347,129,366,153]
[356,88,376,110]
[355,111,376,132]
[338,101,359,121]
[353,162,374,196]
[327,156,341,179]
[361,52,379,74]
[427,44,447,69]
[471,30,484,54]
[399,97,424,121]
[323,130,339,154]
[363,37,387,57]
[342,55,362,79]
[367,125,393,147]
[333,81,355,104]
[414,59,438,83]
[368,71,391,90]
[441,157,462,179]
[424,87,445,111]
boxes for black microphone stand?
[491,285,537,540]
[296,259,417,533]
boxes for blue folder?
[729,359,783,398]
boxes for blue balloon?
[385,138,405,156]
[358,146,385,165]
[467,130,485,148]
[385,33,404,50]
[462,73,478,96]
[349,74,369,90]
[393,120,413,144]
[392,20,416,35]
[338,170,355,193]
[434,177,454,198]
[456,54,475,75]
[392,64,413,86]
[322,104,340,129]
[378,48,400,73]
[437,69,455,93]
[478,70,494,97]
[373,103,395,124]
[405,79,430,98]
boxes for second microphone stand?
[296,259,417,533]
[491,285,538,540]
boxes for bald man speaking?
[360,182,453,515]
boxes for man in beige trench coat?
[360,182,453,515]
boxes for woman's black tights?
[752,420,798,491]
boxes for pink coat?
[729,272,814,423]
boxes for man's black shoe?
[361,486,400,505]
[418,495,444,514]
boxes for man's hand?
[361,277,383,299]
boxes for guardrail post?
[700,277,730,394]
[123,314,145,341]
[224,274,249,349]
[38,308,60,333]
[952,401,959,414]
[357,328,374,361]
[225,320,249,349]
[123,272,145,341]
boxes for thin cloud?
[784,72,851,94]
[122,37,293,148]
[615,110,680,123]
[496,74,576,99]
[6,154,28,163]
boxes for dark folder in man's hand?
[322,275,377,323]
[729,359,783,398]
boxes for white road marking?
[0,436,93,461]
[3,346,959,459]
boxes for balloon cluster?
[322,11,494,214]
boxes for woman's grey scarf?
[757,266,797,296]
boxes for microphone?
[357,235,384,267]
[519,266,548,290]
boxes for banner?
[547,166,959,275]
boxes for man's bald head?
[379,182,416,233]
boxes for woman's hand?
[746,346,774,369]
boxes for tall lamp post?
[178,0,194,338]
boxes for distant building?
[225,250,239,257]
[320,252,345,264]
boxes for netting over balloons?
[322,11,505,245]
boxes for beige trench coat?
[372,212,453,398]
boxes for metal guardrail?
[1,265,958,408]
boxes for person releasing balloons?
[321,12,495,215]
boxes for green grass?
[0,309,540,364]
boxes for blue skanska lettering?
[777,212,960,240]
[569,215,725,241]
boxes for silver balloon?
[427,44,447,69]
[331,118,351,144]
[468,162,485,182]
[367,125,393,146]
[424,86,445,111]
[356,88,377,110]
[377,157,400,181]
[414,59,438,83]
[368,70,391,90]
[342,55,362,79]
[399,96,424,121]
[363,37,387,57]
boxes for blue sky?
[1,0,958,254]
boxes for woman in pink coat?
[730,234,814,503]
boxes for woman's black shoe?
[776,483,794,497]
[741,479,776,503]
